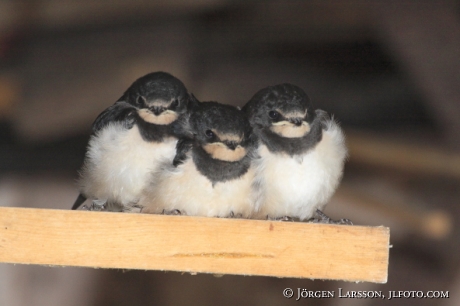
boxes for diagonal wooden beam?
[371,0,460,149]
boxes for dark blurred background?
[0,1,459,305]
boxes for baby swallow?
[72,71,190,211]
[242,83,348,223]
[138,101,257,218]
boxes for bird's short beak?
[152,106,165,116]
[226,141,238,150]
[289,118,303,127]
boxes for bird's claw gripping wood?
[312,209,353,225]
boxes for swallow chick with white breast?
[242,83,349,223]
[72,71,190,212]
[138,101,257,218]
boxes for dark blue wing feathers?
[92,101,137,133]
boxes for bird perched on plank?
[72,71,191,211]
[242,83,348,223]
[138,101,257,218]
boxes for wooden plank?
[0,207,389,283]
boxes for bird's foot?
[122,204,143,213]
[268,215,295,222]
[83,200,107,211]
[228,211,243,218]
[311,209,353,225]
[162,209,183,215]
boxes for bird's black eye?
[205,130,215,139]
[170,99,179,109]
[268,111,280,120]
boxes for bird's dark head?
[242,83,317,138]
[121,71,189,125]
[188,102,254,162]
